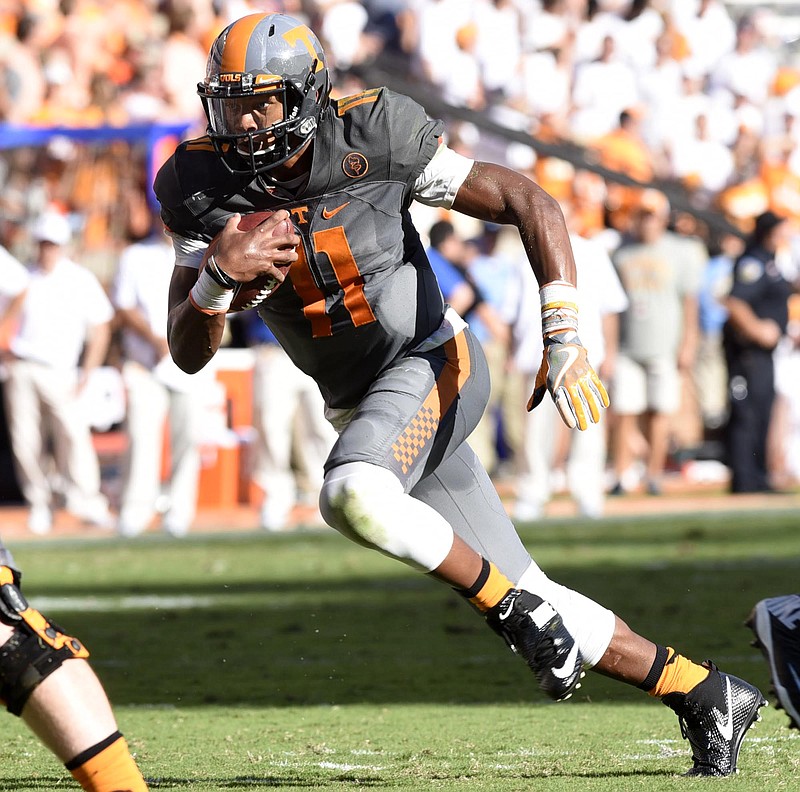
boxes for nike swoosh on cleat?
[498,601,515,621]
[322,202,350,219]
[551,642,580,680]
[712,678,735,742]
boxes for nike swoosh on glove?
[528,336,610,430]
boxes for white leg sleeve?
[517,561,616,668]
[319,461,454,572]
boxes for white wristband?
[189,266,235,315]
[540,280,579,338]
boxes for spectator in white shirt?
[112,215,206,538]
[410,0,472,87]
[570,34,639,140]
[709,14,777,108]
[637,29,685,153]
[669,111,735,198]
[473,0,522,100]
[670,0,736,80]
[3,211,113,534]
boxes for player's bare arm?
[451,161,577,288]
[453,160,606,430]
[167,265,222,374]
[167,210,299,374]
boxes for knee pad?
[320,462,454,571]
[0,566,89,716]
[319,462,404,546]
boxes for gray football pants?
[325,327,615,664]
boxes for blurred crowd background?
[1,0,800,534]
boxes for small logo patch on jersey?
[342,152,368,179]
[322,202,350,219]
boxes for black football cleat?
[746,595,800,729]
[663,661,767,776]
[486,589,584,701]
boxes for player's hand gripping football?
[212,210,299,283]
[527,280,609,431]
[189,210,299,316]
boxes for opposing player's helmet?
[198,13,331,176]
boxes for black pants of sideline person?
[724,345,775,493]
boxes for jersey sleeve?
[151,152,206,268]
[412,144,475,208]
[153,153,188,237]
[153,144,219,244]
[382,90,445,193]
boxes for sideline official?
[723,211,796,493]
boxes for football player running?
[158,13,765,776]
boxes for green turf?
[3,508,800,790]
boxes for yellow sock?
[648,647,710,698]
[466,560,515,612]
[67,732,148,792]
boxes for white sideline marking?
[625,732,798,761]
[30,594,215,611]
[748,734,800,743]
[624,738,685,761]
[317,762,386,772]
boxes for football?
[203,211,296,312]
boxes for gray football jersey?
[155,88,446,408]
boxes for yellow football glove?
[527,279,609,431]
[528,335,609,430]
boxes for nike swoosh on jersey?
[712,678,735,742]
[322,202,350,219]
[551,642,580,680]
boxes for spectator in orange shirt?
[591,109,659,235]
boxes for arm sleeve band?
[412,144,475,208]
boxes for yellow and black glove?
[527,280,609,431]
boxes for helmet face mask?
[198,14,331,177]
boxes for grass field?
[3,507,800,790]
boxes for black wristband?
[206,254,238,290]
